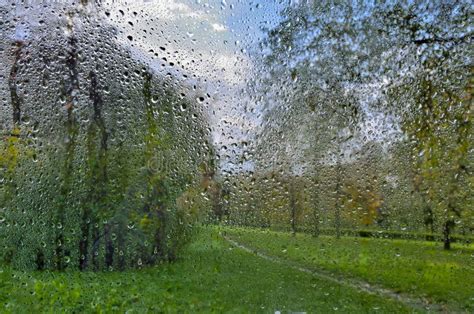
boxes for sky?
[1,0,407,175]
[99,0,288,173]
[0,0,285,172]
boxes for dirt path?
[223,234,453,313]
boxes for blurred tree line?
[223,1,473,249]
[0,3,215,270]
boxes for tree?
[79,70,110,270]
[380,3,472,249]
[256,1,472,247]
[0,1,214,270]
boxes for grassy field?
[0,227,410,313]
[224,226,474,312]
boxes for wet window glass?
[0,0,472,312]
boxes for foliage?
[238,0,474,249]
[0,6,215,271]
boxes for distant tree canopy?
[234,1,473,247]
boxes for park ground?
[1,226,473,313]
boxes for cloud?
[212,23,227,32]
[102,0,260,162]
[104,0,246,85]
[103,0,205,21]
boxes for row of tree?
[0,3,215,270]
[222,1,473,249]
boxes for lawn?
[224,226,474,312]
[0,227,409,313]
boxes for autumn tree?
[381,3,472,249]
[257,1,472,247]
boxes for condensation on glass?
[0,0,472,308]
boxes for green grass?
[0,227,410,313]
[224,226,474,312]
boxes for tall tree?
[258,1,472,247]
[55,10,80,270]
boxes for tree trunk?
[78,210,90,270]
[35,250,45,270]
[312,209,320,238]
[153,208,166,261]
[424,204,435,241]
[9,41,23,127]
[104,223,114,268]
[56,12,79,270]
[117,223,126,270]
[80,70,109,271]
[443,220,454,250]
[312,175,320,237]
[91,223,100,271]
[335,162,342,239]
[289,183,297,236]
